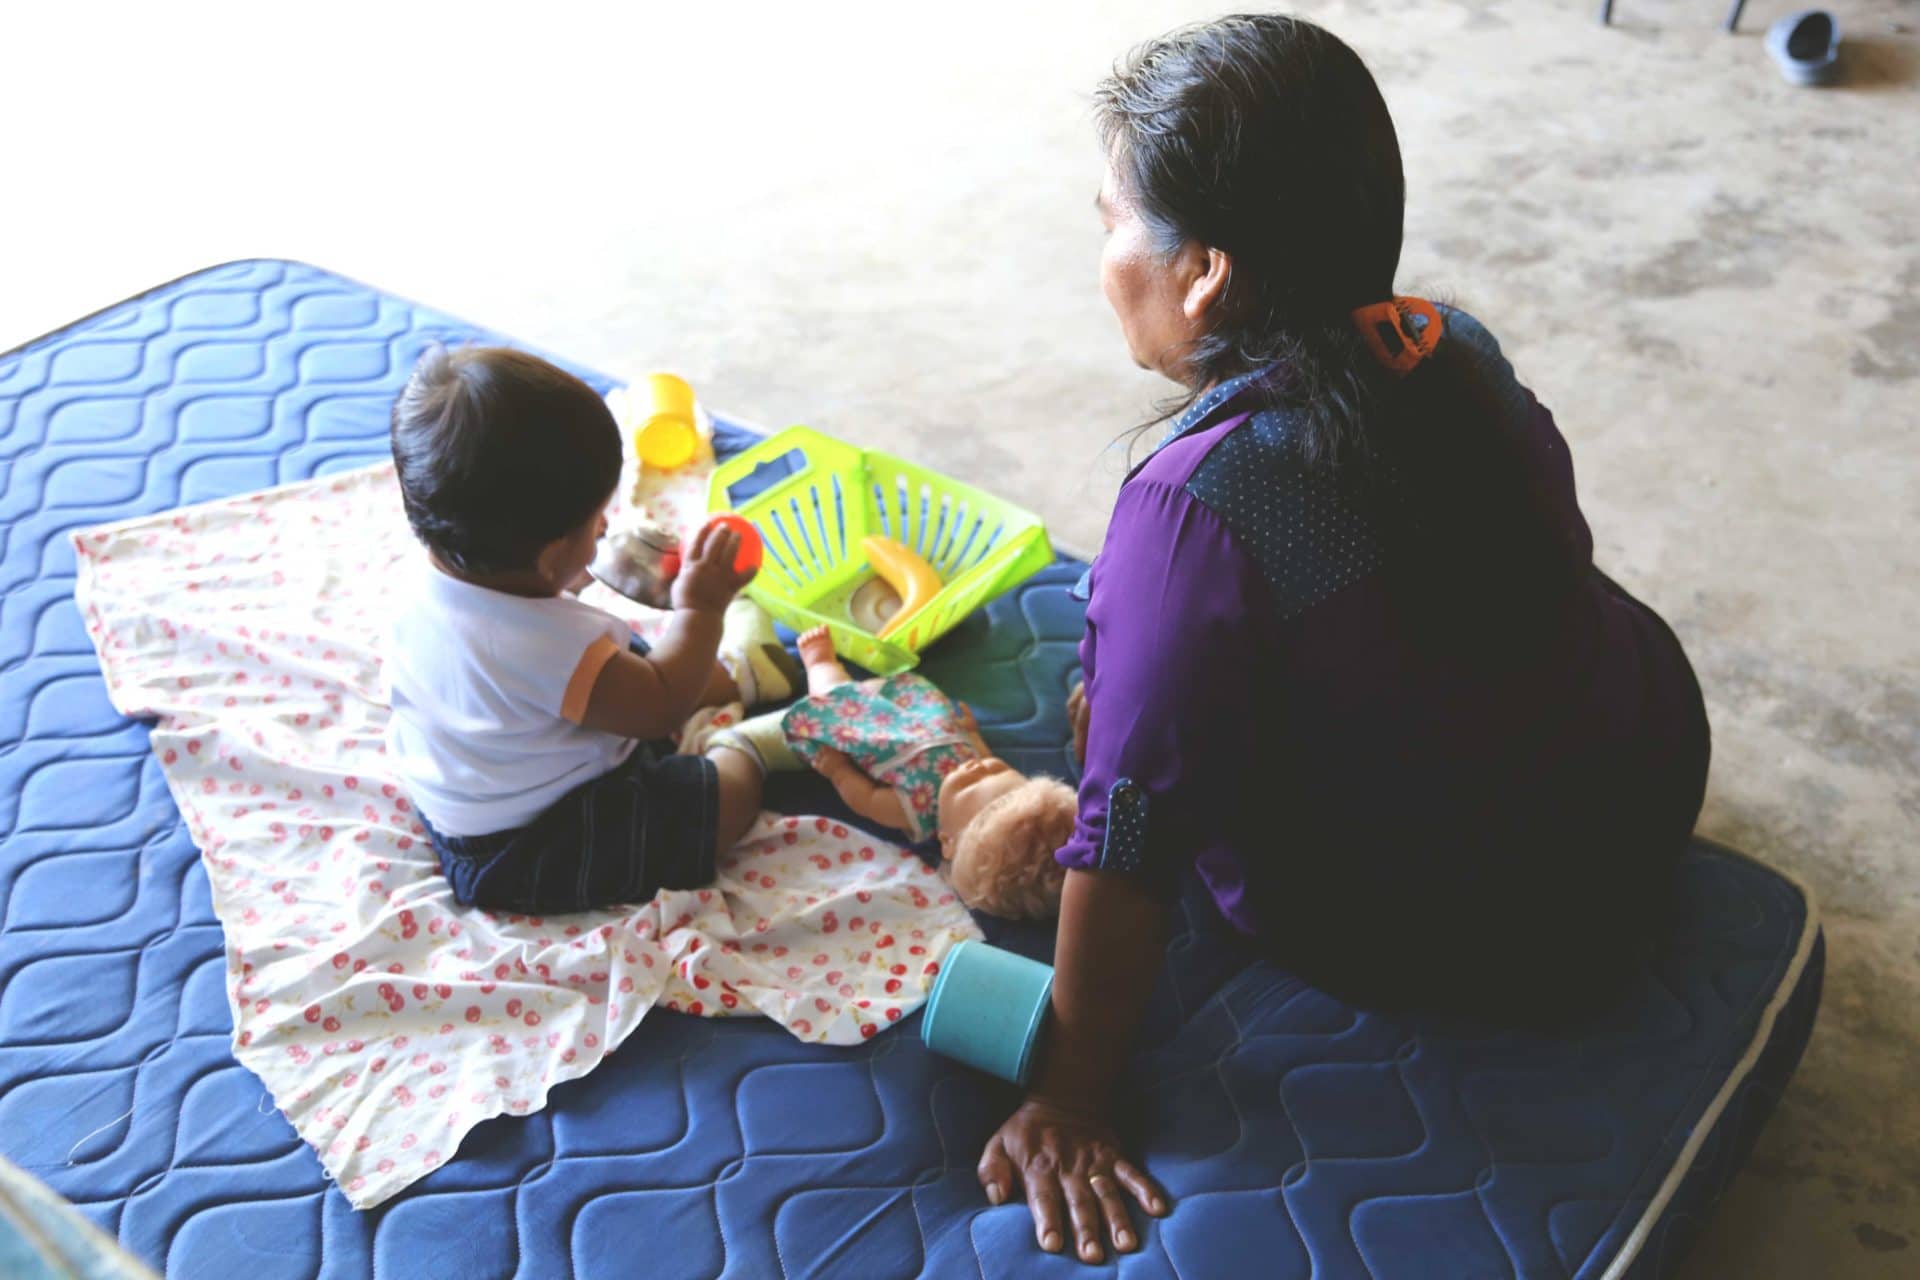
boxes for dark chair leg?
[1599,0,1614,24]
[1724,0,1747,32]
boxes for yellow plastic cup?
[636,372,699,469]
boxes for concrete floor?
[5,1,1916,1273]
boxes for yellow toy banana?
[863,536,944,639]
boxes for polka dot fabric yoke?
[1179,372,1386,621]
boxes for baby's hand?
[671,523,757,614]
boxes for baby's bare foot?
[797,626,837,666]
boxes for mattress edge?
[1,258,314,362]
[1596,843,1822,1280]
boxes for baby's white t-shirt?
[385,560,636,837]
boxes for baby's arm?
[812,748,911,832]
[577,612,727,740]
[578,525,753,740]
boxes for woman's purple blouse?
[1054,310,1708,940]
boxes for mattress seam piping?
[1596,847,1821,1280]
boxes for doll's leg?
[797,626,855,695]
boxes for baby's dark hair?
[390,346,621,574]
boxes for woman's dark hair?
[390,346,621,575]
[1096,15,1585,638]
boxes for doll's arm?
[956,703,994,761]
[812,748,911,832]
[1065,683,1090,764]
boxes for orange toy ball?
[705,514,763,575]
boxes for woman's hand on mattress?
[672,523,756,613]
[1066,681,1090,763]
[978,868,1168,1261]
[977,1097,1165,1264]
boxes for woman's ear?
[1183,246,1233,323]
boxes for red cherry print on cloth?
[79,469,988,1200]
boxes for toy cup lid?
[638,416,698,469]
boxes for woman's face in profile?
[1098,158,1211,385]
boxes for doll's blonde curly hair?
[947,777,1077,920]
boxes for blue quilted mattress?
[0,261,1823,1278]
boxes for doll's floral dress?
[780,673,978,841]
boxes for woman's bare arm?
[976,869,1169,1264]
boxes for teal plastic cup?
[920,940,1055,1085]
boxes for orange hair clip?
[1351,296,1444,375]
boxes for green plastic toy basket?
[709,426,1054,675]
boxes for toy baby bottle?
[588,518,683,608]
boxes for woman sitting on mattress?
[977,14,1711,1266]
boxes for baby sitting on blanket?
[710,628,1075,920]
[383,346,804,915]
